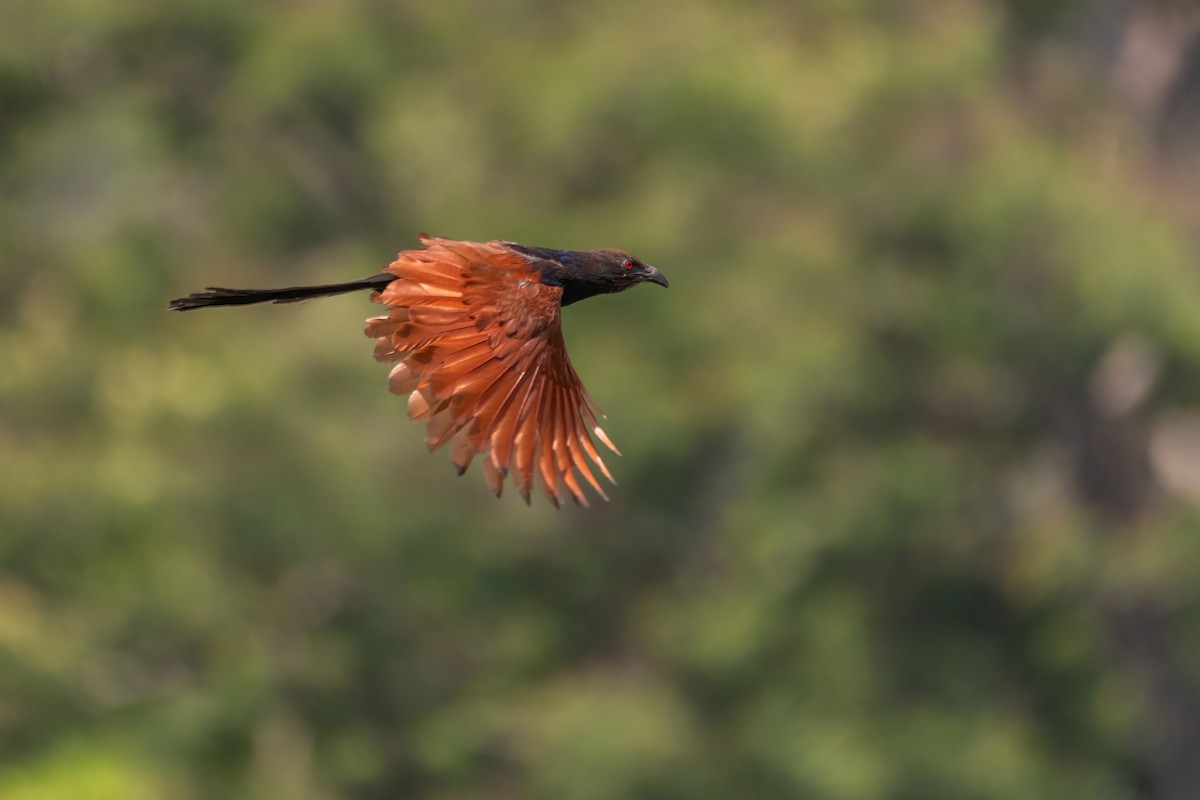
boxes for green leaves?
[2,1,1198,797]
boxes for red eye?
[623,259,634,270]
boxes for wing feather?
[538,389,564,506]
[488,359,541,475]
[566,409,607,501]
[552,388,588,507]
[425,409,459,451]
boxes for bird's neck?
[505,244,617,307]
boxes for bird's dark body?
[169,241,665,312]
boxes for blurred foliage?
[3,0,1200,798]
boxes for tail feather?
[169,273,396,311]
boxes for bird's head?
[551,248,668,306]
[587,248,670,293]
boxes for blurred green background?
[4,1,1200,798]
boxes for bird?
[170,234,669,506]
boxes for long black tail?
[169,273,396,311]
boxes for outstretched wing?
[365,235,618,506]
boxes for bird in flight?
[170,235,668,506]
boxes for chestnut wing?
[365,236,617,505]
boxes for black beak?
[643,266,669,288]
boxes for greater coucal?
[170,235,668,506]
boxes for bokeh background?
[4,1,1200,798]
